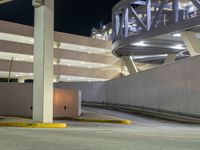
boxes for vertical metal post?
[172,0,179,23]
[119,14,124,39]
[151,0,167,29]
[146,0,151,31]
[112,13,116,42]
[8,57,14,83]
[124,7,129,37]
[115,14,120,40]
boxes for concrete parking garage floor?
[0,107,200,150]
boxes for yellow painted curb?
[0,122,67,128]
[74,118,132,125]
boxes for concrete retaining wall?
[106,55,200,117]
[0,55,200,117]
[0,83,81,117]
[55,82,106,103]
[0,83,32,117]
[58,55,200,117]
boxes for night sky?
[0,0,120,36]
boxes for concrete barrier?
[55,82,106,103]
[1,55,200,119]
[56,55,200,118]
[0,83,81,118]
[105,55,200,118]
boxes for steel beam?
[115,14,120,39]
[128,5,146,30]
[191,0,200,10]
[151,0,167,29]
[146,0,151,31]
[113,15,200,55]
[172,0,179,23]
[124,7,129,37]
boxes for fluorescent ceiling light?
[172,33,181,37]
[132,54,168,59]
[132,41,148,46]
[59,75,107,82]
[171,44,185,50]
[59,59,113,69]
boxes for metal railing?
[112,0,200,43]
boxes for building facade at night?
[1,1,200,149]
[0,20,123,83]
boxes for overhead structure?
[112,0,200,65]
[122,56,138,74]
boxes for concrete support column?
[181,31,200,56]
[164,54,177,64]
[32,0,54,123]
[136,63,159,71]
[122,56,138,74]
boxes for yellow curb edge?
[0,122,67,128]
[74,118,133,125]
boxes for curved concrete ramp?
[1,107,200,150]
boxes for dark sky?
[0,0,120,36]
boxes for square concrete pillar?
[33,0,54,123]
